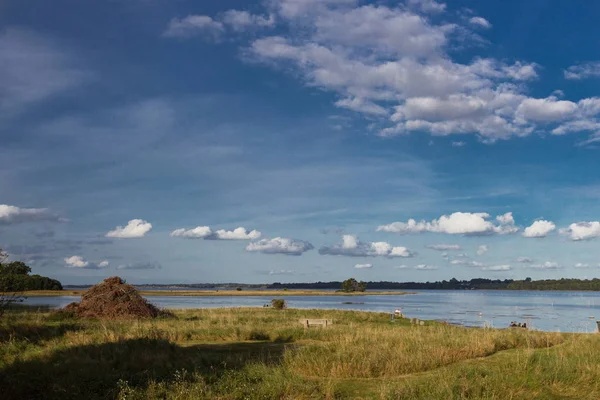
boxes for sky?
[2,0,600,285]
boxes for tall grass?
[0,307,593,400]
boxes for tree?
[341,278,367,292]
[0,261,32,275]
[0,248,24,317]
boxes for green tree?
[0,261,32,275]
[341,278,367,292]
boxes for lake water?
[22,290,600,333]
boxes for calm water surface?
[23,290,600,333]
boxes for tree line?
[0,249,63,292]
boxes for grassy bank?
[21,289,413,297]
[1,307,599,399]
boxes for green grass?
[0,306,598,399]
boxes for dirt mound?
[64,277,161,319]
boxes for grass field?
[20,289,412,297]
[1,306,600,399]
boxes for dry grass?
[1,306,594,400]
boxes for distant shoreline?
[21,289,414,297]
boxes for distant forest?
[271,278,600,291]
[65,277,600,291]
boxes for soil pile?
[64,276,161,319]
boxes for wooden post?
[596,320,600,333]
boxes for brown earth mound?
[64,276,161,319]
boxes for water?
[23,290,600,333]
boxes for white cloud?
[574,263,590,268]
[426,244,461,251]
[269,269,295,275]
[559,221,600,241]
[64,255,109,270]
[394,265,410,269]
[117,262,161,270]
[355,263,373,269]
[476,245,489,256]
[564,62,600,80]
[319,234,413,258]
[515,97,577,123]
[163,15,224,38]
[516,257,533,263]
[415,264,438,270]
[64,255,88,268]
[222,10,275,31]
[170,226,261,240]
[246,237,314,255]
[529,261,562,270]
[451,259,485,267]
[451,141,466,147]
[523,220,556,238]
[469,17,492,29]
[0,204,62,225]
[407,0,446,13]
[158,1,600,143]
[482,265,511,271]
[377,212,518,235]
[106,219,152,238]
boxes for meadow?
[1,306,600,399]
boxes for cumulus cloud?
[523,220,556,238]
[415,264,438,270]
[451,141,466,147]
[564,62,600,80]
[516,257,533,263]
[222,10,275,31]
[529,261,562,270]
[163,15,224,38]
[559,221,600,241]
[0,204,62,225]
[64,255,109,270]
[451,259,485,267]
[378,212,518,236]
[171,226,261,240]
[355,263,373,269]
[476,245,489,256]
[574,263,590,268]
[469,17,492,29]
[426,244,461,251]
[117,262,161,270]
[163,0,600,144]
[246,237,314,255]
[482,265,511,271]
[319,235,414,258]
[163,10,274,39]
[106,219,152,238]
[269,269,295,275]
[407,0,446,13]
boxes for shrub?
[236,287,242,291]
[271,299,287,310]
[247,330,270,341]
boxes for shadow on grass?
[0,338,290,400]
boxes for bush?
[271,299,287,310]
[236,287,242,291]
[247,330,270,341]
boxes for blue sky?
[2,0,600,284]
